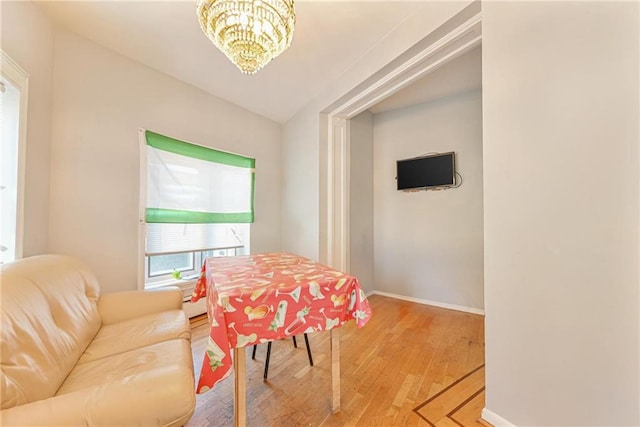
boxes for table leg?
[330,329,341,413]
[234,348,247,427]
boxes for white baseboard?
[370,290,485,315]
[481,408,516,426]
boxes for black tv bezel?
[396,151,456,191]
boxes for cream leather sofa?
[0,254,196,426]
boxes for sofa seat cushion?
[2,338,195,427]
[1,366,196,427]
[57,339,193,395]
[54,339,195,426]
[78,310,191,364]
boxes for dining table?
[190,252,372,426]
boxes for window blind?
[145,130,255,224]
[145,223,244,256]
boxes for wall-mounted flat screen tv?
[396,152,456,190]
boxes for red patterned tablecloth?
[191,252,373,393]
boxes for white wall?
[373,89,484,310]
[483,2,639,425]
[349,111,374,292]
[281,102,320,261]
[0,1,53,257]
[281,1,473,264]
[49,30,282,293]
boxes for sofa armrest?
[98,287,183,325]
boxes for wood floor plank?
[414,366,484,422]
[186,295,487,427]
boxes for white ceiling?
[38,1,481,123]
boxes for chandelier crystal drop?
[197,0,296,74]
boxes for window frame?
[143,245,245,288]
[1,51,29,263]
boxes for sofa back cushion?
[1,255,102,409]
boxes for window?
[139,130,255,292]
[144,222,249,286]
[0,52,28,264]
[149,252,194,278]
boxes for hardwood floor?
[186,295,487,427]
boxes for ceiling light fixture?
[197,0,296,75]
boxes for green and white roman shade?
[144,130,255,225]
[143,130,253,256]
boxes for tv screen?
[396,152,455,190]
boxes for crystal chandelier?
[197,0,296,74]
